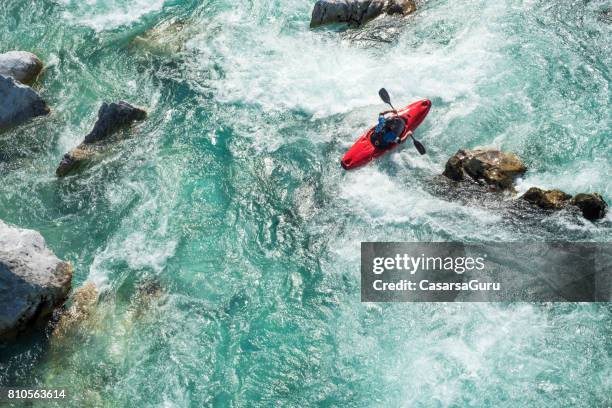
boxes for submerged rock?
[56,101,147,177]
[570,193,608,221]
[52,282,98,339]
[0,51,43,85]
[443,148,527,190]
[521,187,572,210]
[131,20,188,55]
[310,0,416,28]
[0,220,72,340]
[0,74,49,129]
[84,101,147,144]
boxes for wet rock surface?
[521,187,572,210]
[310,0,416,28]
[56,101,147,177]
[443,148,527,190]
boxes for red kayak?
[341,99,431,170]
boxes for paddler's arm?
[379,109,398,116]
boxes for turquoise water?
[1,0,611,406]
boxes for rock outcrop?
[0,74,49,129]
[443,148,527,190]
[0,220,72,340]
[310,0,416,28]
[0,51,43,85]
[56,101,147,177]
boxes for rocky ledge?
[56,101,147,177]
[0,220,72,340]
[310,0,416,28]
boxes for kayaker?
[372,110,408,148]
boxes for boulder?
[56,101,147,177]
[521,187,572,210]
[0,51,43,85]
[443,148,527,190]
[0,220,72,340]
[570,193,608,221]
[0,74,49,129]
[310,0,416,28]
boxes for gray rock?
[0,220,72,340]
[84,101,147,144]
[0,74,50,129]
[56,101,147,177]
[443,148,527,191]
[310,0,416,28]
[570,193,608,221]
[0,51,43,85]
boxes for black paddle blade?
[413,139,426,155]
[378,88,391,105]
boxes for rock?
[56,144,100,177]
[442,148,527,190]
[521,187,572,210]
[52,282,98,339]
[83,101,147,144]
[310,0,416,28]
[0,74,50,129]
[131,20,188,55]
[570,193,608,221]
[341,15,406,46]
[0,220,72,340]
[56,101,146,177]
[0,51,43,85]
